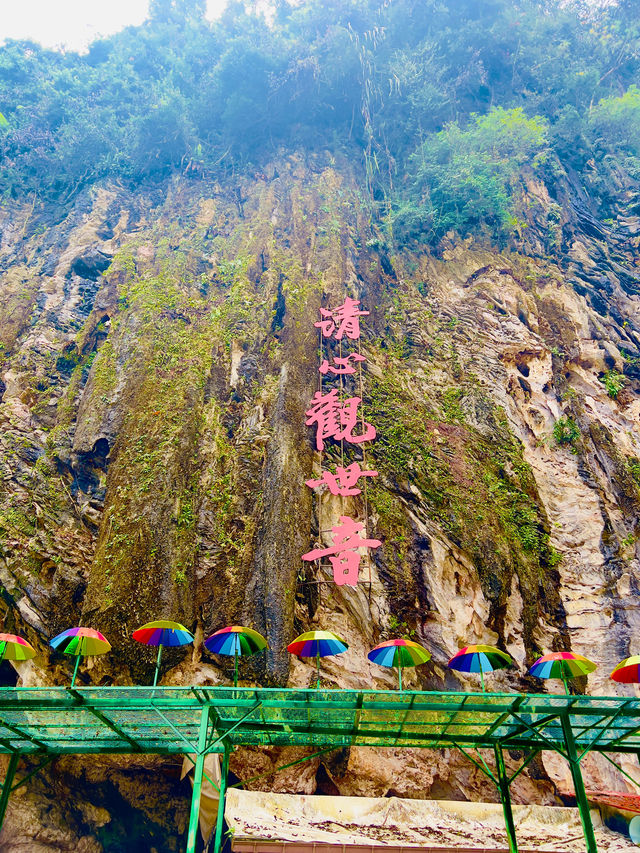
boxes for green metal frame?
[0,686,638,853]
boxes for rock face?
[2,152,640,849]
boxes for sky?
[0,0,230,52]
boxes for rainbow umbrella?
[0,633,36,664]
[611,655,640,684]
[204,626,268,686]
[448,644,514,692]
[368,639,431,690]
[50,627,111,687]
[287,630,348,688]
[528,651,596,695]
[132,620,193,686]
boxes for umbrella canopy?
[368,638,431,668]
[611,655,640,683]
[204,626,267,656]
[132,620,193,647]
[132,620,194,687]
[287,631,348,688]
[287,630,348,657]
[368,639,431,689]
[205,626,268,686]
[0,633,36,662]
[50,627,111,687]
[50,627,111,657]
[448,644,514,692]
[529,651,596,679]
[448,644,513,673]
[528,651,596,694]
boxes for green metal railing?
[0,686,638,853]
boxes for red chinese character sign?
[314,297,369,341]
[302,516,382,587]
[305,390,376,452]
[306,462,378,497]
[319,353,366,375]
[303,297,381,587]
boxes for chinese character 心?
[318,353,366,376]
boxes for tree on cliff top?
[0,0,638,248]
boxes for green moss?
[369,482,411,562]
[553,415,580,447]
[367,361,557,646]
[441,387,465,423]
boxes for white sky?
[0,0,230,52]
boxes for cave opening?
[0,660,18,687]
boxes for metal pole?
[213,742,230,853]
[560,714,597,853]
[398,667,402,691]
[186,707,210,853]
[480,668,485,693]
[234,650,238,688]
[494,744,518,853]
[153,645,163,687]
[0,754,19,833]
[71,656,81,688]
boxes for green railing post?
[494,744,518,853]
[560,714,598,853]
[0,754,19,834]
[186,707,211,853]
[213,742,230,853]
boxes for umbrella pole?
[398,667,402,691]
[153,644,163,687]
[562,673,570,696]
[71,655,81,688]
[234,649,239,687]
[480,667,486,693]
[316,652,320,689]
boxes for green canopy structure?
[0,685,636,853]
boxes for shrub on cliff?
[590,85,640,181]
[394,107,548,247]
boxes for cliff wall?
[1,151,640,849]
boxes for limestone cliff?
[1,150,640,849]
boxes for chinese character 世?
[314,298,369,341]
[305,389,376,452]
[301,515,381,586]
[318,353,367,376]
[306,462,378,496]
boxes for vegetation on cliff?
[1,0,639,251]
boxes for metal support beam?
[561,714,597,853]
[68,690,141,751]
[503,712,566,758]
[0,714,48,751]
[186,706,211,853]
[11,756,54,793]
[0,754,19,833]
[205,703,262,755]
[231,747,338,789]
[600,752,640,793]
[494,744,518,853]
[508,749,540,785]
[213,742,230,853]
[452,742,496,784]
